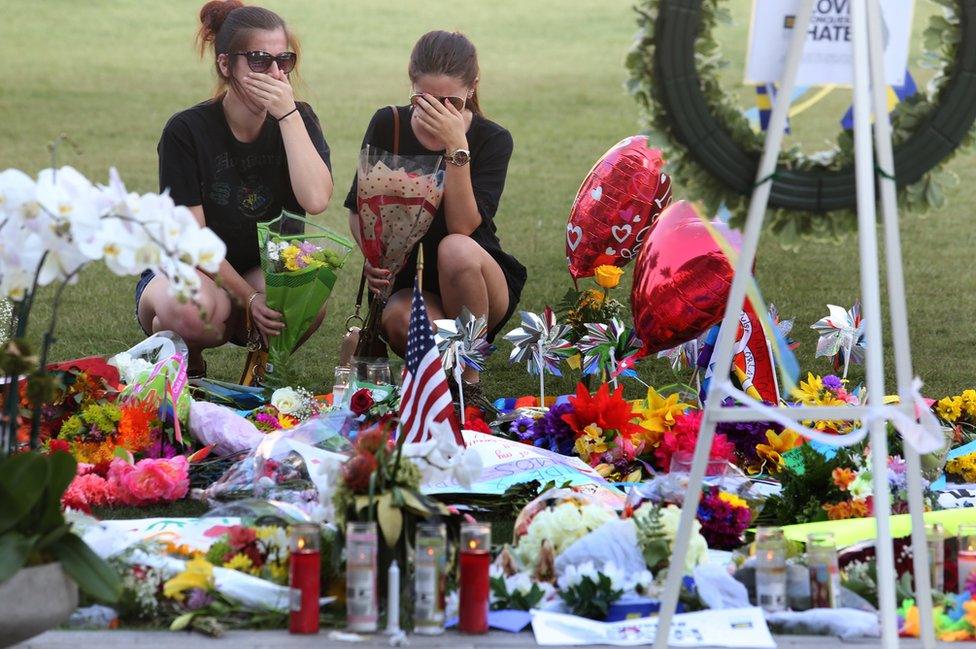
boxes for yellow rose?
[594,265,624,289]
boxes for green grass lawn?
[1,0,974,401]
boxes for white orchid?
[0,169,38,222]
[180,224,226,273]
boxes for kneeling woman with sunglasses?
[137,0,333,378]
[345,31,526,388]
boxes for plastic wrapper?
[624,465,771,516]
[199,412,352,514]
[109,331,192,442]
[513,487,619,572]
[189,401,265,456]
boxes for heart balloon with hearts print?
[566,135,673,282]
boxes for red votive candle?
[458,522,491,634]
[289,523,321,634]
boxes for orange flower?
[73,440,117,465]
[118,400,157,453]
[823,501,852,520]
[849,499,870,518]
[832,467,856,490]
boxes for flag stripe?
[398,278,463,445]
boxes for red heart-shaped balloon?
[566,136,672,281]
[630,201,742,354]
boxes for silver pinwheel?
[503,307,573,404]
[811,301,865,379]
[434,308,495,424]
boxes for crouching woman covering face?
[345,30,526,385]
[137,0,333,378]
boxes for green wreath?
[626,0,976,245]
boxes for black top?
[158,99,331,273]
[343,106,526,304]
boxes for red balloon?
[566,135,672,281]
[630,201,742,354]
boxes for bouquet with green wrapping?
[257,212,354,387]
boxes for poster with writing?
[531,607,776,647]
[422,431,625,508]
[745,0,913,86]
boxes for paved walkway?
[15,630,976,648]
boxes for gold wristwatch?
[446,148,471,166]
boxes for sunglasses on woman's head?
[410,93,465,112]
[236,50,297,74]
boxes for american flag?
[399,278,463,445]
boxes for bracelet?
[277,106,299,122]
[246,291,262,310]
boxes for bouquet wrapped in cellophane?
[258,212,354,387]
[354,145,445,355]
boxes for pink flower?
[62,472,117,511]
[108,456,189,506]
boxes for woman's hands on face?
[242,67,296,120]
[412,94,468,151]
[249,292,284,345]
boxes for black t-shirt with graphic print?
[157,99,331,273]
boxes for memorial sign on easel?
[745,0,914,85]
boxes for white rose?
[271,387,301,414]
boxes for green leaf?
[34,522,71,551]
[0,453,49,534]
[39,452,75,531]
[52,533,121,603]
[0,532,34,583]
[376,493,403,548]
[170,612,196,631]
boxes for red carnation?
[47,438,71,455]
[465,417,492,435]
[349,388,375,416]
[228,525,258,549]
[356,425,388,455]
[342,452,378,494]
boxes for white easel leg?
[865,0,936,645]
[851,1,899,646]
[650,2,817,647]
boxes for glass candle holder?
[807,532,840,608]
[414,522,447,635]
[459,522,491,634]
[927,523,945,593]
[289,523,321,634]
[755,527,787,613]
[958,524,976,591]
[333,366,352,407]
[346,522,378,633]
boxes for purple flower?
[511,415,536,442]
[532,402,576,456]
[823,375,843,390]
[185,588,213,610]
[716,398,779,466]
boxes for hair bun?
[198,0,244,46]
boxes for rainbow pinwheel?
[503,307,573,403]
[811,301,865,378]
[577,318,643,385]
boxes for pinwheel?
[658,335,704,373]
[577,318,644,387]
[811,301,865,379]
[769,303,799,351]
[503,307,573,404]
[433,307,495,424]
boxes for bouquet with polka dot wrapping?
[566,136,672,282]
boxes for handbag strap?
[390,104,400,156]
